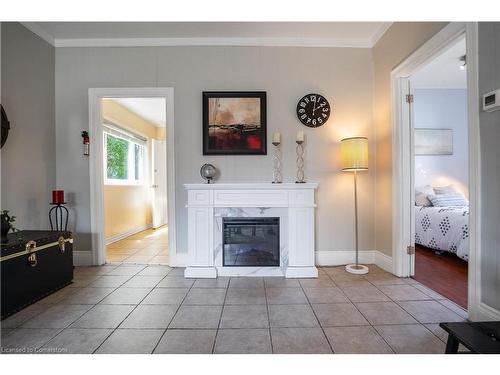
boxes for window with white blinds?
[103,122,147,185]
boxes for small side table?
[440,321,500,354]
[49,203,69,231]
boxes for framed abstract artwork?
[202,91,267,155]
[414,128,453,155]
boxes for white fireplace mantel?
[184,182,318,278]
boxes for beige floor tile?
[141,288,189,305]
[121,275,165,288]
[41,328,112,354]
[1,304,51,329]
[220,305,269,329]
[268,304,319,328]
[183,288,227,305]
[378,284,432,301]
[99,287,152,305]
[70,305,135,329]
[22,304,93,329]
[106,264,146,276]
[374,324,445,354]
[397,300,465,324]
[1,328,62,352]
[271,328,332,354]
[341,284,390,302]
[312,303,369,327]
[154,329,216,354]
[120,305,178,329]
[266,288,308,304]
[58,287,115,305]
[137,265,172,276]
[169,305,223,329]
[355,302,418,325]
[97,329,163,354]
[325,326,394,354]
[303,287,350,304]
[214,329,272,354]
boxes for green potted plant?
[1,210,22,244]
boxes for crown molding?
[20,23,391,49]
[21,22,55,46]
[369,22,393,47]
[54,36,374,48]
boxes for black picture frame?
[202,91,267,155]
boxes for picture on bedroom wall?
[203,91,267,155]
[414,128,453,155]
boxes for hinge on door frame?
[406,94,414,103]
[407,245,415,255]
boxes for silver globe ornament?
[200,163,217,184]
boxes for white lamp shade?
[340,137,369,171]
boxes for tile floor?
[105,227,168,265]
[0,264,468,354]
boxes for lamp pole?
[354,169,359,267]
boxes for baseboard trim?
[475,302,500,321]
[73,251,94,266]
[315,250,394,273]
[105,224,152,245]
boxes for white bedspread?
[414,206,469,261]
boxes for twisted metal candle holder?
[296,140,306,183]
[272,141,283,183]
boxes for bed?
[414,205,469,261]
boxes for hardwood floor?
[413,245,468,309]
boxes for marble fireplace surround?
[184,183,318,278]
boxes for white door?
[401,77,417,276]
[152,139,168,229]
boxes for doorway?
[408,36,469,308]
[88,88,177,267]
[391,23,481,318]
[102,97,168,265]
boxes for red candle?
[52,190,65,204]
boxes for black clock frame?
[296,93,331,128]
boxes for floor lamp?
[340,137,369,275]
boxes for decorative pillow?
[415,185,434,206]
[427,194,469,207]
[433,185,461,196]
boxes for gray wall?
[478,22,500,311]
[414,89,469,197]
[1,23,55,229]
[55,46,375,255]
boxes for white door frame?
[391,23,486,319]
[88,87,178,267]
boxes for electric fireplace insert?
[222,217,280,267]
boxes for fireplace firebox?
[222,217,280,267]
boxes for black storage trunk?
[1,230,73,319]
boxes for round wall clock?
[296,93,331,128]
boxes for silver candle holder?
[272,141,283,183]
[296,140,306,183]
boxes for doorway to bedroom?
[409,36,469,309]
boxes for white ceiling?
[411,37,467,89]
[108,98,166,127]
[22,22,392,48]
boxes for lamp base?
[345,264,369,275]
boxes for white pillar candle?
[296,130,305,143]
[272,132,281,143]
